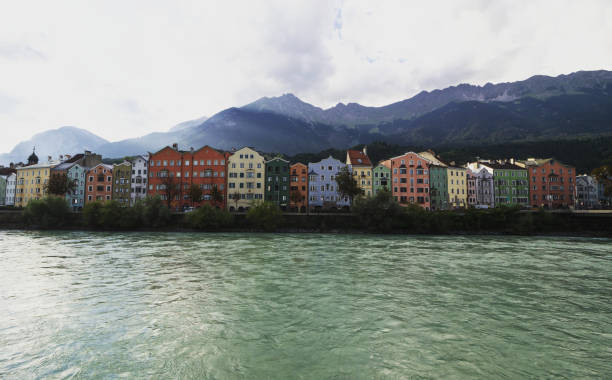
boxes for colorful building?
[390,152,431,209]
[130,155,149,205]
[86,164,113,203]
[372,160,391,195]
[447,166,467,208]
[289,163,309,212]
[265,157,290,209]
[0,175,6,205]
[52,162,87,211]
[516,158,575,208]
[466,162,495,208]
[429,165,448,210]
[147,145,190,210]
[112,161,132,206]
[346,147,373,197]
[191,146,227,209]
[308,156,350,210]
[227,147,265,211]
[15,158,60,207]
[477,161,529,207]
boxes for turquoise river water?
[0,231,610,378]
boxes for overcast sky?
[1,0,611,152]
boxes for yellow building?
[447,166,468,208]
[227,147,265,211]
[15,161,60,207]
[346,147,373,197]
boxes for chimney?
[450,161,456,167]
[172,143,178,150]
[510,158,515,164]
[59,155,64,161]
[9,162,14,169]
[65,154,71,160]
[85,150,91,156]
[363,146,367,155]
[190,147,194,153]
[47,155,52,162]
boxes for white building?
[466,162,495,208]
[4,173,17,206]
[130,155,149,205]
[575,175,599,209]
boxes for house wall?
[390,152,431,210]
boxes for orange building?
[148,144,228,210]
[85,164,113,203]
[517,158,575,208]
[390,152,431,210]
[290,163,309,212]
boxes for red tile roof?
[347,149,372,166]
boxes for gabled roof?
[347,149,372,166]
[266,156,290,164]
[52,162,78,171]
[418,151,448,166]
[87,163,113,172]
[482,162,525,170]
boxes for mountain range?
[2,70,612,165]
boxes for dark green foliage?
[82,196,170,229]
[44,173,76,196]
[352,189,404,232]
[246,202,283,231]
[188,184,202,205]
[592,165,612,196]
[335,166,362,205]
[23,196,71,229]
[185,205,233,230]
[210,185,224,208]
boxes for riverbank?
[1,207,611,236]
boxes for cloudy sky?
[1,0,611,152]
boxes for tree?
[335,166,362,206]
[160,171,180,209]
[246,202,283,231]
[44,173,76,196]
[289,190,303,211]
[210,185,224,208]
[23,196,71,228]
[188,184,202,207]
[230,191,241,210]
[592,165,612,197]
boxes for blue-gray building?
[307,156,350,209]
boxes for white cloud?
[0,0,611,153]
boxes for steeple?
[27,147,39,166]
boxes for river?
[0,231,610,378]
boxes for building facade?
[447,167,467,208]
[308,156,350,209]
[86,164,113,203]
[147,145,190,210]
[112,161,132,206]
[130,155,148,205]
[289,163,309,212]
[466,163,495,208]
[15,160,59,207]
[66,164,86,211]
[390,152,431,209]
[4,173,16,206]
[265,157,290,209]
[575,175,599,209]
[227,147,265,211]
[372,160,391,195]
[346,148,373,197]
[516,158,575,208]
[429,165,448,210]
[483,162,529,207]
[0,175,6,205]
[191,146,227,209]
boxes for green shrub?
[352,190,404,232]
[83,201,104,228]
[246,202,283,231]
[143,196,171,228]
[23,196,71,229]
[186,204,233,230]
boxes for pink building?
[390,152,431,210]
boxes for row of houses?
[0,144,610,211]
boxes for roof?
[87,163,113,172]
[52,162,78,171]
[266,156,289,164]
[418,151,448,166]
[482,162,525,170]
[517,158,573,168]
[375,159,391,169]
[347,149,372,166]
[16,161,60,170]
[0,167,16,176]
[65,153,84,163]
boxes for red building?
[517,158,575,208]
[290,163,309,212]
[390,152,431,210]
[85,164,113,203]
[148,144,227,210]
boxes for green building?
[112,161,132,206]
[0,175,6,205]
[483,162,529,207]
[265,157,290,210]
[372,160,391,195]
[429,165,449,210]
